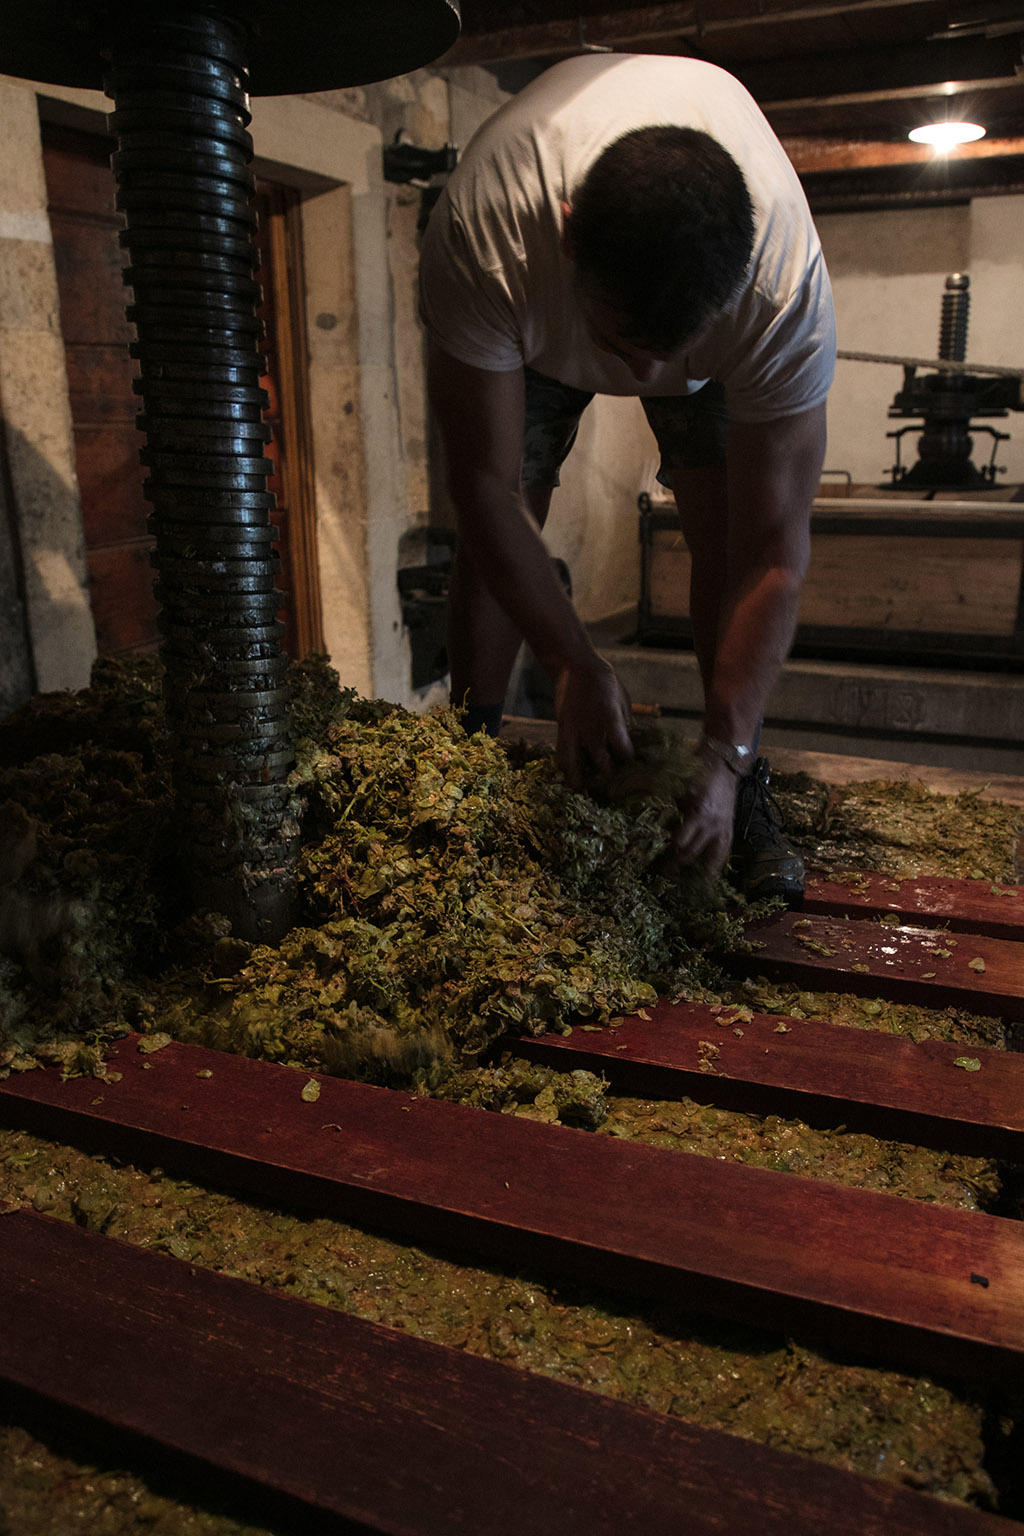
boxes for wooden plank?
[746,912,1024,1022]
[644,522,1024,637]
[804,871,1024,942]
[517,1001,1024,1160]
[2,1036,1023,1384]
[799,535,1022,636]
[2,1211,1013,1536]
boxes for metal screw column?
[915,273,975,485]
[105,8,296,941]
[939,273,970,363]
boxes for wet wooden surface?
[3,1208,1015,1536]
[804,872,1024,942]
[518,1000,1024,1159]
[2,1036,1023,1384]
[745,912,1024,1022]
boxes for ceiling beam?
[736,35,1023,104]
[783,133,1024,170]
[446,0,947,67]
[766,78,1021,113]
[795,141,1024,207]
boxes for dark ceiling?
[444,0,1024,209]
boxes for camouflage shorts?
[522,367,728,488]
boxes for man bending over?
[420,53,835,902]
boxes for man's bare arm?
[427,341,633,781]
[671,401,827,870]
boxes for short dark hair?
[569,126,755,352]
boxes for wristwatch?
[698,735,754,777]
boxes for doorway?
[41,118,323,661]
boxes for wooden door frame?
[256,181,325,658]
[38,96,326,663]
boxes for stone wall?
[0,79,96,713]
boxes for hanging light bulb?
[908,121,986,152]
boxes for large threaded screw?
[104,7,296,942]
[938,273,970,363]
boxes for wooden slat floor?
[745,911,1024,1021]
[2,1034,1023,1385]
[518,999,1024,1160]
[3,1207,1015,1536]
[805,871,1024,941]
[520,873,1024,1156]
[4,864,1024,1529]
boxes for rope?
[837,348,1024,381]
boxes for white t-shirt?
[419,54,835,422]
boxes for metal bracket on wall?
[382,135,457,184]
[383,135,458,231]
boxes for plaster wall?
[817,196,1024,489]
[0,460,34,717]
[0,77,96,706]
[544,396,651,625]
[960,195,1024,489]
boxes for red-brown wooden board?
[2,1036,1023,1385]
[3,1209,1014,1536]
[805,872,1024,942]
[517,1001,1024,1160]
[745,912,1024,1022]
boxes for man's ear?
[560,200,574,259]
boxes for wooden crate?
[638,493,1024,663]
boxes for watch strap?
[699,735,754,777]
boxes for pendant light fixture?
[908,121,987,151]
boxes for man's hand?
[554,659,634,788]
[668,756,738,874]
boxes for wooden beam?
[2,1209,1015,1536]
[2,1037,1023,1383]
[784,135,1024,173]
[517,999,1024,1159]
[804,872,1024,942]
[745,912,1024,1021]
[737,34,1024,105]
[767,78,1023,114]
[447,4,688,64]
[796,144,1024,205]
[447,0,943,65]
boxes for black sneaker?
[730,757,804,906]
